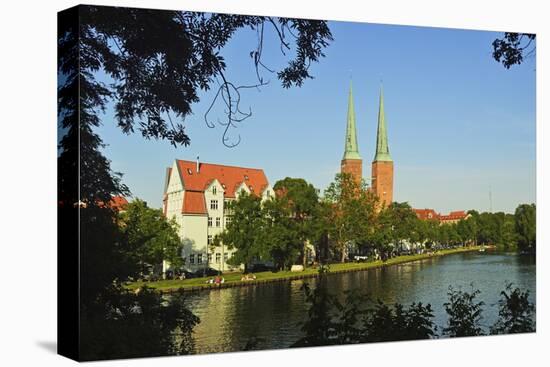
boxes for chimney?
[196,156,200,173]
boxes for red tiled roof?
[449,210,466,217]
[414,208,440,220]
[174,160,269,214]
[182,190,207,214]
[440,211,469,222]
[176,160,269,198]
[414,208,469,222]
[108,196,129,212]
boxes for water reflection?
[183,252,535,354]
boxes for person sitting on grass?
[240,273,257,281]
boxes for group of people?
[206,275,225,285]
[240,273,257,281]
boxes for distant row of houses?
[108,165,471,274]
[413,209,470,225]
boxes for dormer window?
[244,174,249,180]
[187,168,192,175]
[212,186,217,195]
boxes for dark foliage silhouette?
[443,285,485,337]
[490,283,536,334]
[58,5,332,359]
[492,33,535,69]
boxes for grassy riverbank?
[126,245,487,293]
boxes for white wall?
[181,215,208,271]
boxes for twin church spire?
[342,81,391,163]
[343,82,361,160]
[341,80,394,207]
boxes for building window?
[226,216,232,225]
[224,199,234,215]
[266,190,270,197]
[216,217,221,227]
[208,217,212,227]
[212,186,217,195]
[189,254,195,264]
[224,252,229,262]
[197,254,203,264]
[207,235,213,245]
[211,200,218,210]
[215,253,221,264]
[208,253,212,263]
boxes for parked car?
[249,263,275,273]
[194,267,220,277]
[172,269,194,280]
[353,255,369,262]
[164,270,175,280]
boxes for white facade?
[163,159,274,273]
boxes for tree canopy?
[58,6,333,359]
[492,32,536,69]
[70,5,333,148]
[323,173,378,262]
[118,199,184,275]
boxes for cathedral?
[341,82,394,207]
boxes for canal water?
[184,251,536,354]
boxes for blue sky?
[95,19,536,214]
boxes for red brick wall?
[341,159,362,185]
[371,161,393,207]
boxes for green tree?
[514,203,536,253]
[119,199,183,275]
[372,207,394,258]
[292,278,339,347]
[422,219,440,249]
[456,219,470,246]
[362,301,436,342]
[386,202,421,252]
[466,210,480,246]
[217,192,266,272]
[323,173,377,262]
[273,177,320,267]
[490,283,536,334]
[294,280,436,347]
[260,197,303,270]
[443,285,485,337]
[81,288,199,360]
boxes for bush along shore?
[126,245,490,294]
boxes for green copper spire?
[374,85,392,162]
[343,81,362,160]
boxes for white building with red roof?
[162,158,274,272]
[413,208,470,224]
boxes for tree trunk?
[340,243,346,263]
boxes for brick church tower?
[371,86,394,207]
[341,82,363,184]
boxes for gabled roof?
[414,208,439,220]
[414,208,470,222]
[176,159,269,198]
[182,190,207,214]
[440,211,469,222]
